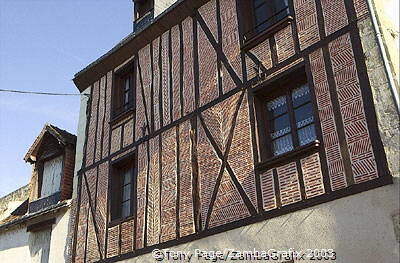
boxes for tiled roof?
[24,124,76,162]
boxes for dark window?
[113,62,136,117]
[110,157,136,221]
[257,71,318,158]
[242,0,291,41]
[133,0,154,32]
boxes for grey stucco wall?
[72,87,90,199]
[358,17,400,179]
[0,209,71,263]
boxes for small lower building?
[0,124,76,263]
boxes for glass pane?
[122,184,131,201]
[294,103,314,129]
[298,124,317,146]
[121,201,131,218]
[272,134,294,156]
[124,77,130,91]
[124,91,129,105]
[267,95,287,118]
[292,84,311,108]
[254,0,266,8]
[255,3,273,32]
[269,114,291,139]
[274,0,289,15]
[123,168,132,185]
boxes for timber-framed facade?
[70,0,394,262]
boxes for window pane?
[124,77,130,91]
[122,184,131,202]
[294,103,314,129]
[269,114,291,139]
[292,84,311,108]
[255,3,273,32]
[123,168,132,185]
[274,0,290,20]
[254,0,266,8]
[298,124,317,146]
[121,201,131,218]
[267,95,287,118]
[272,134,294,156]
[124,92,129,105]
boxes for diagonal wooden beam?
[245,50,268,75]
[200,90,256,230]
[137,55,151,136]
[82,172,104,260]
[195,11,243,88]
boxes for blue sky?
[0,0,132,197]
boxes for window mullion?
[287,91,299,148]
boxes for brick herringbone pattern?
[294,0,320,50]
[227,93,257,210]
[353,0,369,19]
[182,18,195,115]
[140,44,152,133]
[123,118,134,148]
[95,162,108,257]
[95,76,106,163]
[110,126,121,154]
[301,153,325,198]
[260,170,276,211]
[220,0,242,93]
[106,225,119,258]
[161,128,177,242]
[197,119,222,230]
[75,179,89,263]
[135,62,147,141]
[121,219,134,254]
[275,25,296,63]
[321,0,348,36]
[102,71,112,158]
[309,49,347,190]
[198,0,218,107]
[136,142,148,249]
[147,136,161,246]
[209,170,250,228]
[246,39,273,80]
[86,210,100,262]
[277,162,302,206]
[153,37,161,131]
[179,120,195,237]
[329,33,378,183]
[162,31,171,126]
[171,25,182,122]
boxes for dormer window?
[24,124,76,213]
[133,0,154,32]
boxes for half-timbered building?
[69,0,400,262]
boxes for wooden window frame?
[112,60,136,120]
[109,154,136,224]
[254,68,319,163]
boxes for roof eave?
[73,0,209,92]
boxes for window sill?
[108,215,135,228]
[255,140,320,172]
[242,16,293,51]
[110,108,134,125]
